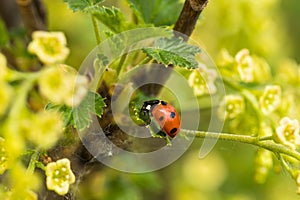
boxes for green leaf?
[45,103,74,127]
[60,106,74,126]
[45,91,106,130]
[94,93,106,117]
[0,20,9,47]
[127,0,182,26]
[92,6,133,33]
[63,0,104,12]
[73,91,106,131]
[35,161,46,171]
[142,37,201,69]
[45,102,59,110]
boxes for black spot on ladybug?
[170,128,177,135]
[161,101,167,105]
[170,112,176,118]
[159,116,164,121]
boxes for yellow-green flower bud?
[276,117,300,150]
[217,48,235,67]
[259,85,281,115]
[252,55,271,83]
[0,53,7,81]
[188,63,217,96]
[38,65,88,107]
[3,128,25,164]
[0,137,8,175]
[296,173,300,194]
[8,189,38,200]
[28,31,70,65]
[46,158,76,195]
[218,95,245,120]
[254,148,273,184]
[0,81,13,117]
[276,59,300,85]
[26,110,64,149]
[8,164,40,200]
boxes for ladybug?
[141,100,181,138]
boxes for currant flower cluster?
[216,47,300,192]
[0,31,86,198]
[217,48,271,84]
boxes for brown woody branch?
[16,0,47,33]
[0,0,22,30]
[174,0,208,39]
[140,0,209,96]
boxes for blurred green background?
[44,0,300,199]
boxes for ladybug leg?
[148,118,163,136]
[165,136,172,146]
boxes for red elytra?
[142,100,181,138]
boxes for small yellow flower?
[28,31,70,64]
[26,110,64,149]
[188,63,217,96]
[259,85,281,115]
[218,95,245,120]
[235,49,254,83]
[46,158,76,195]
[276,117,300,150]
[38,64,88,107]
[0,137,8,174]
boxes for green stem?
[116,52,128,76]
[182,129,300,160]
[139,56,153,65]
[26,150,39,174]
[91,15,101,44]
[9,73,38,117]
[279,155,297,179]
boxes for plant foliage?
[143,37,201,69]
[63,0,104,12]
[127,0,182,26]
